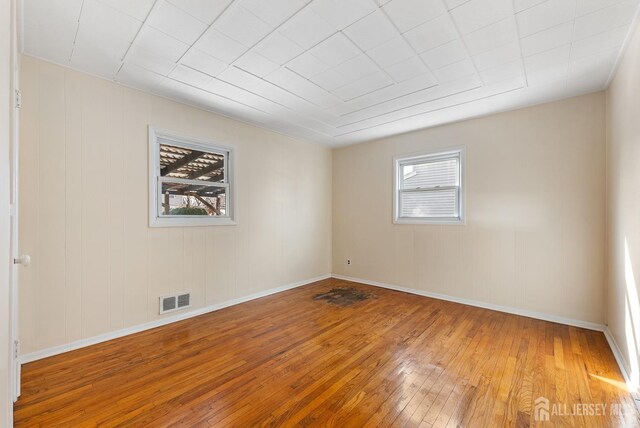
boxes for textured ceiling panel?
[22,0,640,146]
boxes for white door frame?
[9,0,21,402]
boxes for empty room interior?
[3,0,640,426]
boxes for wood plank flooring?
[14,278,639,427]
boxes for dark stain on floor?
[313,287,376,307]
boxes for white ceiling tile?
[74,0,142,67]
[215,66,262,91]
[479,60,523,85]
[311,0,377,29]
[385,56,429,82]
[403,15,458,53]
[235,51,280,77]
[463,18,518,55]
[450,0,513,35]
[568,48,619,91]
[23,0,82,63]
[157,77,265,117]
[169,64,214,87]
[116,63,165,91]
[432,59,477,82]
[239,0,305,27]
[98,0,154,20]
[571,24,629,59]
[200,78,274,113]
[334,55,381,82]
[444,0,470,10]
[214,5,273,47]
[286,52,331,78]
[516,0,575,38]
[336,79,425,113]
[148,1,207,45]
[128,45,177,75]
[566,68,609,93]
[514,0,548,13]
[526,62,568,85]
[279,8,336,50]
[524,44,571,72]
[253,32,305,64]
[382,0,446,32]
[573,0,637,40]
[473,41,521,70]
[309,33,360,67]
[167,0,232,25]
[569,47,618,75]
[367,37,414,67]
[266,67,342,108]
[195,28,247,63]
[420,39,468,70]
[181,49,227,77]
[332,71,393,100]
[343,10,397,51]
[311,69,350,91]
[135,26,190,62]
[215,66,326,115]
[69,42,123,78]
[334,75,479,127]
[576,0,631,16]
[520,22,573,57]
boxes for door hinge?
[14,89,21,109]
[13,340,19,359]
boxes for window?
[149,127,235,227]
[393,148,464,224]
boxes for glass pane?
[160,182,227,217]
[400,189,458,218]
[159,142,225,183]
[402,157,458,190]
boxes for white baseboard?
[331,274,605,331]
[603,327,639,395]
[18,274,331,364]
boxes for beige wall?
[333,92,606,325]
[606,23,640,386]
[1,0,12,425]
[18,56,332,355]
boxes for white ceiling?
[22,0,640,146]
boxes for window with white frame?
[393,148,464,224]
[149,127,235,227]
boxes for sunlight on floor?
[590,373,631,391]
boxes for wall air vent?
[177,293,190,309]
[159,292,191,314]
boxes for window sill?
[393,218,465,226]
[150,217,237,228]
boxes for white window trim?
[393,146,466,225]
[149,126,236,227]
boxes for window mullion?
[159,176,227,188]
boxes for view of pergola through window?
[159,143,227,217]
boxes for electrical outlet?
[347,259,352,265]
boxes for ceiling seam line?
[332,86,524,137]
[336,84,482,127]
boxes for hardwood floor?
[14,278,639,427]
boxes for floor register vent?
[159,292,191,314]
